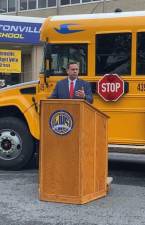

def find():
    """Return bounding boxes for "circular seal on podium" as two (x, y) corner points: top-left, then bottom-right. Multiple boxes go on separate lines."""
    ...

(49, 110), (73, 135)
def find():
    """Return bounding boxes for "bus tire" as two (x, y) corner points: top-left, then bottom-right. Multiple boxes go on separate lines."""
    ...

(0, 117), (34, 170)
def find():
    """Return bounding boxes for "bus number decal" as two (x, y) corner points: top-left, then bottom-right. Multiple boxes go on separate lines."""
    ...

(137, 83), (145, 92)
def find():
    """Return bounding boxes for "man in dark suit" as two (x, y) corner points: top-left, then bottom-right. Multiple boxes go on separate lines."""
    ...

(50, 62), (93, 104)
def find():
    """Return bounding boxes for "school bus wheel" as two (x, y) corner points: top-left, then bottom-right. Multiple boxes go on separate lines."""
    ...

(0, 117), (34, 170)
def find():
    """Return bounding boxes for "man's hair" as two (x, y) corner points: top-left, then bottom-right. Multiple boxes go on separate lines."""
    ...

(67, 62), (79, 69)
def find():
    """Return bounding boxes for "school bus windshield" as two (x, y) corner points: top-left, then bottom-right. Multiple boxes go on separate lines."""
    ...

(43, 43), (87, 76)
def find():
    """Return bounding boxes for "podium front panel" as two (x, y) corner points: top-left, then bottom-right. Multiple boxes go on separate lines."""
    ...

(40, 100), (81, 197)
(39, 100), (108, 204)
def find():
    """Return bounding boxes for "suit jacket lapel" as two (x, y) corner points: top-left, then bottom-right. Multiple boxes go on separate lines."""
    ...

(64, 78), (70, 98)
(73, 79), (80, 99)
(74, 79), (79, 93)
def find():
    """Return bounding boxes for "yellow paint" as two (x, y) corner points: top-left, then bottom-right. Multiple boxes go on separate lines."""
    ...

(40, 13), (145, 145)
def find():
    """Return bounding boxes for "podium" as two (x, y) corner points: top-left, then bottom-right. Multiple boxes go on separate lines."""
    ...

(39, 99), (108, 204)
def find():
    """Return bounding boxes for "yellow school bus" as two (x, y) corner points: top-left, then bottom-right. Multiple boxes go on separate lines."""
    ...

(1, 11), (145, 170)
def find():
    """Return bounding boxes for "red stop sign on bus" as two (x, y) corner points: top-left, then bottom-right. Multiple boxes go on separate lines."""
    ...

(97, 74), (124, 101)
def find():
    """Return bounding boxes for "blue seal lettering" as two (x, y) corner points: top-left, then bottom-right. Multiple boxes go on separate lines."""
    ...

(49, 110), (73, 135)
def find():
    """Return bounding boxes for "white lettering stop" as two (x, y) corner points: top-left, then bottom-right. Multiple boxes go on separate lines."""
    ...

(102, 82), (121, 92)
(98, 74), (124, 101)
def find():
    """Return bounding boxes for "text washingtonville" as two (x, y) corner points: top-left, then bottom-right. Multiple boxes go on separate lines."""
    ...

(0, 25), (40, 33)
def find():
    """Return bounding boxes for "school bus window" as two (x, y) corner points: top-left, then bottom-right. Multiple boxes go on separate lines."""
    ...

(136, 32), (145, 75)
(49, 44), (87, 76)
(96, 33), (131, 76)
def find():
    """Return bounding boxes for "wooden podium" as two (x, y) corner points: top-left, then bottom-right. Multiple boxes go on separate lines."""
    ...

(39, 99), (108, 204)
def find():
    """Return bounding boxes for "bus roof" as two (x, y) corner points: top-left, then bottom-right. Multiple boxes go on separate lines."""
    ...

(49, 11), (145, 21)
(40, 11), (145, 42)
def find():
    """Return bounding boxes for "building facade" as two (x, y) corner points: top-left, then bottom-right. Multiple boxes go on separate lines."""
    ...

(1, 0), (145, 17)
(0, 15), (44, 86)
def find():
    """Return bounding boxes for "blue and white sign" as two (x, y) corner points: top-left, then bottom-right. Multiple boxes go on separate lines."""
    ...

(0, 20), (42, 44)
(49, 110), (73, 135)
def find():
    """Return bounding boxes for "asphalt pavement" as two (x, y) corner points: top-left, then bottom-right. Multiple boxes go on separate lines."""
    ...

(0, 157), (145, 225)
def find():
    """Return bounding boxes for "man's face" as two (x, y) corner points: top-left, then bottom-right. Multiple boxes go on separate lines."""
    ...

(67, 64), (79, 80)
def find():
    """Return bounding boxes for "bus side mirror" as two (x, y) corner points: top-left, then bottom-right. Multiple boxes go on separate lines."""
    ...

(44, 69), (50, 77)
(43, 44), (53, 77)
(44, 58), (53, 77)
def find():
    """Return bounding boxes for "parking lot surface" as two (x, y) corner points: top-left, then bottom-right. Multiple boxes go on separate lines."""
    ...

(0, 164), (145, 225)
